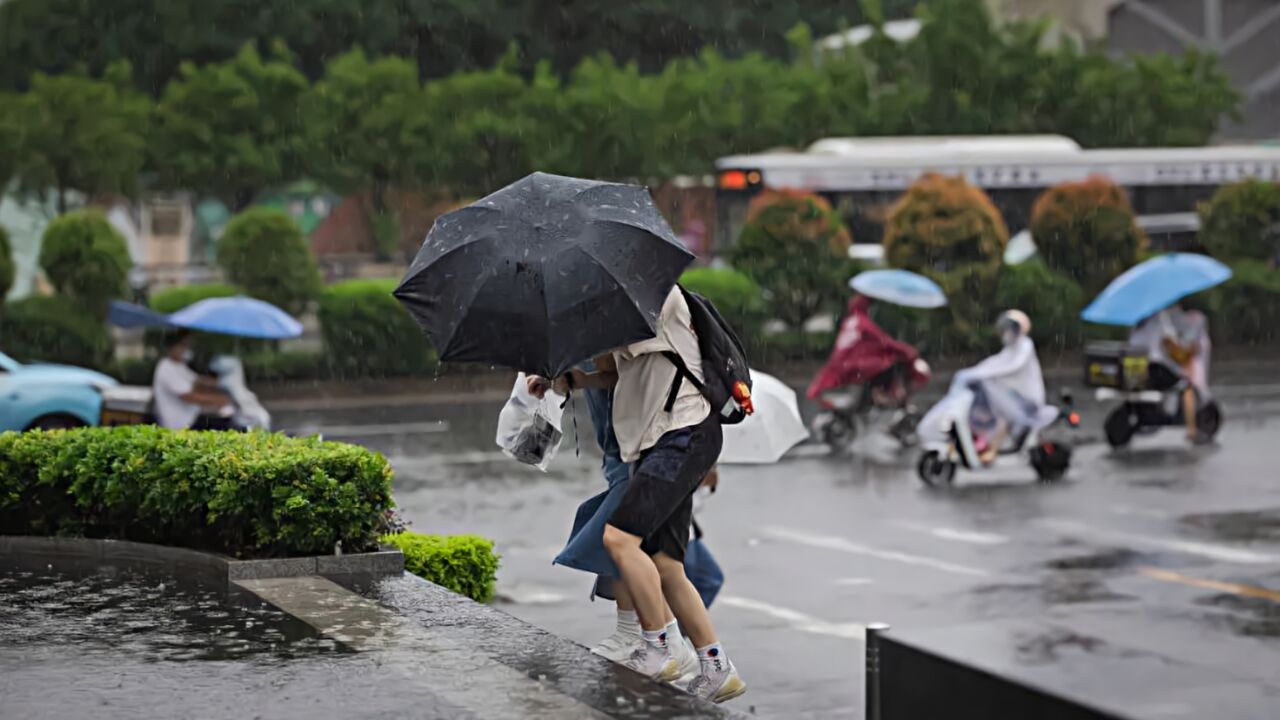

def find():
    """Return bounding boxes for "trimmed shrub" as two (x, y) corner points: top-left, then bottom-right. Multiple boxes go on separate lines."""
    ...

(241, 350), (327, 383)
(994, 260), (1085, 352)
(731, 189), (853, 329)
(679, 266), (767, 348)
(216, 208), (321, 315)
(883, 173), (1009, 353)
(0, 296), (113, 368)
(38, 209), (132, 318)
(0, 426), (395, 558)
(318, 278), (437, 378)
(148, 282), (240, 314)
(1198, 179), (1280, 262)
(1205, 259), (1280, 344)
(0, 225), (13, 304)
(381, 531), (500, 603)
(1030, 176), (1145, 295)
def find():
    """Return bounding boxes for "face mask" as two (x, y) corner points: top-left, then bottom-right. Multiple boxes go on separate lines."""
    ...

(180, 349), (195, 363)
(1001, 330), (1017, 346)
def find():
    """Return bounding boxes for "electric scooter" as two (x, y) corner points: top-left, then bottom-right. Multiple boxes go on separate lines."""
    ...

(811, 358), (932, 448)
(1085, 341), (1221, 448)
(916, 381), (1079, 487)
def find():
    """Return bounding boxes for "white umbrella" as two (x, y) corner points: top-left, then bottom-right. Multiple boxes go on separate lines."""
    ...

(719, 370), (809, 464)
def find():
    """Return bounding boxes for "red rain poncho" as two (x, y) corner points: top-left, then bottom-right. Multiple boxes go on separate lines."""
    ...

(806, 296), (922, 400)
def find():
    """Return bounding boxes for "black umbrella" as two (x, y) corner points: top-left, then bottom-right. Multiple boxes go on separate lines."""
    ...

(394, 172), (695, 378)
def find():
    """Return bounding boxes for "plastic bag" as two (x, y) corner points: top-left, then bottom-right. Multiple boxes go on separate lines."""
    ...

(495, 373), (566, 471)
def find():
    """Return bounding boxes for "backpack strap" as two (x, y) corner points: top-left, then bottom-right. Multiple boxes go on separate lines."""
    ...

(662, 350), (706, 412)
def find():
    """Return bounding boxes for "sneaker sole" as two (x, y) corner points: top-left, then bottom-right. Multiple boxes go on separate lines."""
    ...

(712, 676), (747, 704)
(656, 659), (682, 683)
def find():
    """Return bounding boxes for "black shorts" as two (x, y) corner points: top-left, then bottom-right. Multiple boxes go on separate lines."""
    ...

(608, 414), (723, 562)
(1147, 363), (1182, 391)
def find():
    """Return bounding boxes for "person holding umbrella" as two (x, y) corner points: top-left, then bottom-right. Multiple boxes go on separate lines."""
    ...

(533, 287), (746, 704)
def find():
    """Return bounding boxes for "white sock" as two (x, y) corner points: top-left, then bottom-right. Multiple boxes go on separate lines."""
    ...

(617, 609), (639, 635)
(696, 642), (725, 662)
(664, 619), (682, 643)
(641, 628), (668, 648)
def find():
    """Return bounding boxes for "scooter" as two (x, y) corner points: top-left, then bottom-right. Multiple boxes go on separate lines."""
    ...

(1084, 341), (1222, 448)
(208, 355), (271, 430)
(916, 381), (1079, 486)
(811, 358), (932, 448)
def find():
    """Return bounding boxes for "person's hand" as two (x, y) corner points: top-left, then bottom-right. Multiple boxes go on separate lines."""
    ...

(552, 374), (572, 395)
(701, 467), (719, 493)
(526, 375), (550, 399)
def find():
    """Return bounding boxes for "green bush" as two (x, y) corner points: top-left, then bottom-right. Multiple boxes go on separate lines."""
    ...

(0, 426), (395, 558)
(148, 283), (240, 313)
(884, 173), (1009, 353)
(0, 225), (13, 304)
(994, 260), (1085, 352)
(1198, 179), (1280, 262)
(381, 531), (500, 603)
(679, 266), (767, 347)
(242, 350), (326, 383)
(38, 210), (132, 318)
(758, 329), (836, 363)
(216, 208), (321, 315)
(1030, 177), (1146, 295)
(731, 189), (853, 329)
(1205, 260), (1280, 344)
(0, 296), (113, 368)
(318, 278), (437, 378)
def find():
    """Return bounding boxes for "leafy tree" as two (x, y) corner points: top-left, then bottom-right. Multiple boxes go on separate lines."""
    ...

(0, 226), (14, 305)
(8, 63), (149, 212)
(305, 50), (429, 259)
(994, 260), (1084, 352)
(1030, 176), (1146, 294)
(152, 44), (309, 210)
(38, 209), (133, 318)
(216, 208), (321, 315)
(1198, 179), (1280, 262)
(732, 189), (853, 328)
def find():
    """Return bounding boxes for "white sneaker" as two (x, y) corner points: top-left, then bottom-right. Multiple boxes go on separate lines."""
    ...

(591, 627), (639, 662)
(687, 654), (746, 704)
(623, 640), (680, 681)
(671, 635), (700, 683)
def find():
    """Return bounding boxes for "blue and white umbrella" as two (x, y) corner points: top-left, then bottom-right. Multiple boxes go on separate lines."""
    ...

(168, 296), (303, 339)
(849, 269), (948, 309)
(1081, 253), (1232, 327)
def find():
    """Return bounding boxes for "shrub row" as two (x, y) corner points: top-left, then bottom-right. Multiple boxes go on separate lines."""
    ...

(381, 531), (500, 604)
(318, 278), (438, 379)
(0, 426), (394, 558)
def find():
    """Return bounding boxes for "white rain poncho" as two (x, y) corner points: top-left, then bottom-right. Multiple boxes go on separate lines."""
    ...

(953, 335), (1051, 433)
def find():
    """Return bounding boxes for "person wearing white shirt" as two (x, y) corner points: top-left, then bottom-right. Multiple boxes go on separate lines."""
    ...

(152, 332), (233, 430)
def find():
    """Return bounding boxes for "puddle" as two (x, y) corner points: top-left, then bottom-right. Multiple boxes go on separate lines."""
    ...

(1182, 509), (1280, 543)
(1197, 593), (1280, 638)
(1046, 548), (1144, 571)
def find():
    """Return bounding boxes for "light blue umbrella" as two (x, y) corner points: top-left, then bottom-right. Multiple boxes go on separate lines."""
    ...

(1081, 253), (1232, 327)
(849, 269), (948, 308)
(108, 300), (173, 329)
(168, 296), (303, 339)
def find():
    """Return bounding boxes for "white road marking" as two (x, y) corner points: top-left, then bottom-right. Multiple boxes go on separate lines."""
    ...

(1038, 519), (1280, 565)
(763, 525), (992, 578)
(833, 577), (874, 587)
(1109, 504), (1169, 519)
(894, 521), (1009, 546)
(290, 420), (451, 438)
(718, 595), (865, 640)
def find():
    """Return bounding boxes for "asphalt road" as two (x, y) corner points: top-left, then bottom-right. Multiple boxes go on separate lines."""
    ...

(274, 368), (1280, 719)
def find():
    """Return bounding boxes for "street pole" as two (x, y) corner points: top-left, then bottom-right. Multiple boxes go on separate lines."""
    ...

(865, 622), (890, 720)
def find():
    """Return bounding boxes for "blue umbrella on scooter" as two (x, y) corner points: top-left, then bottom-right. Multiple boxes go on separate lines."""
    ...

(1081, 253), (1232, 326)
(849, 269), (948, 309)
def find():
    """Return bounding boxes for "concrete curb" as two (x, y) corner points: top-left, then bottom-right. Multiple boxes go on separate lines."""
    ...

(0, 536), (404, 584)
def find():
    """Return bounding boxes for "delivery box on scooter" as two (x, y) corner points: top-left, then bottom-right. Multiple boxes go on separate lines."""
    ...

(1083, 341), (1149, 391)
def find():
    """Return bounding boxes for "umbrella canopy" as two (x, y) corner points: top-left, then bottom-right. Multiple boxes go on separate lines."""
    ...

(720, 370), (809, 464)
(168, 296), (303, 339)
(1081, 253), (1232, 326)
(394, 172), (695, 378)
(108, 300), (172, 329)
(849, 269), (948, 308)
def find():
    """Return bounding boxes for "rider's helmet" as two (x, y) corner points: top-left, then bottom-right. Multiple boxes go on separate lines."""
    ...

(996, 309), (1031, 344)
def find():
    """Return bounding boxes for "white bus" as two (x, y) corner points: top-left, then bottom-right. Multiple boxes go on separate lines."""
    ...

(713, 135), (1280, 254)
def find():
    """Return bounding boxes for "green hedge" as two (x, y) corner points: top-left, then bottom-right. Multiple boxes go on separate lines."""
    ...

(0, 296), (113, 369)
(679, 266), (766, 350)
(318, 278), (437, 378)
(148, 283), (240, 313)
(217, 208), (322, 316)
(39, 209), (132, 318)
(381, 531), (500, 603)
(1198, 179), (1280, 261)
(994, 260), (1085, 353)
(1205, 260), (1280, 344)
(0, 426), (394, 558)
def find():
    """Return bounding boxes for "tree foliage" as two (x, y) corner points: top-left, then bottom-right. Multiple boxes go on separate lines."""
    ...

(216, 208), (321, 315)
(0, 226), (13, 304)
(38, 209), (132, 318)
(732, 189), (853, 328)
(1031, 176), (1146, 295)
(1198, 179), (1280, 262)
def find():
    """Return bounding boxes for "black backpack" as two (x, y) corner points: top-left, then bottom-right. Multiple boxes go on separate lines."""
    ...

(662, 286), (754, 425)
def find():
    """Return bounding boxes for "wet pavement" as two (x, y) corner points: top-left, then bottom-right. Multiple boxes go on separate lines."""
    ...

(267, 363), (1280, 719)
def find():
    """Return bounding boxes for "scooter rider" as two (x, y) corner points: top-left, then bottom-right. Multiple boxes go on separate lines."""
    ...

(953, 310), (1050, 465)
(1129, 302), (1210, 442)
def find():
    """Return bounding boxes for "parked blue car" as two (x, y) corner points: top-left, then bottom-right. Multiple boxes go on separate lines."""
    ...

(0, 351), (118, 431)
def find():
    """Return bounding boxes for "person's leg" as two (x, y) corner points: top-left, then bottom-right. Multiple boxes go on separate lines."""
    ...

(1183, 385), (1198, 439)
(654, 552), (715, 647)
(602, 525), (671, 632)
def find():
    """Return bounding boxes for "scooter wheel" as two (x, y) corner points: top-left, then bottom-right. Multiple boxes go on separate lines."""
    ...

(814, 413), (856, 448)
(917, 450), (956, 487)
(1031, 441), (1071, 482)
(1104, 406), (1137, 448)
(1196, 402), (1223, 440)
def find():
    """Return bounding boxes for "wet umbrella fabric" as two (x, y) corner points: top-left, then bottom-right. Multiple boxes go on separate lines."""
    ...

(168, 296), (303, 339)
(849, 269), (948, 309)
(394, 172), (695, 378)
(1081, 253), (1232, 326)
